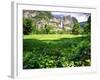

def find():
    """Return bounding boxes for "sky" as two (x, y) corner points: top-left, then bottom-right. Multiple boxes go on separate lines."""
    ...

(51, 12), (90, 22)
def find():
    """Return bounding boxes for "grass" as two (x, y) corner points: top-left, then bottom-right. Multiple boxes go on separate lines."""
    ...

(23, 34), (91, 69)
(24, 34), (87, 40)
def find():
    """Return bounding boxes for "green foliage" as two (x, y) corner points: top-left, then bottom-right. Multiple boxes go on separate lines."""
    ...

(72, 22), (81, 34)
(43, 24), (51, 34)
(23, 18), (33, 35)
(83, 16), (91, 34)
(31, 22), (37, 34)
(70, 38), (91, 66)
(23, 34), (91, 69)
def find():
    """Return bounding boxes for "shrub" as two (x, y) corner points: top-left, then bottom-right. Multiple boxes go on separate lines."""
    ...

(23, 36), (91, 68)
(70, 38), (91, 66)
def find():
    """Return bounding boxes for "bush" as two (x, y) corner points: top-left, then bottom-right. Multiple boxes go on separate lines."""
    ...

(23, 36), (91, 69)
(70, 37), (91, 66)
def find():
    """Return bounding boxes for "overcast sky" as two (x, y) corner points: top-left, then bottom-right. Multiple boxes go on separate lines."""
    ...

(51, 12), (90, 22)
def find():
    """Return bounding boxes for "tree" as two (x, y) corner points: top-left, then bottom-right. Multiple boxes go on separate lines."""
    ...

(83, 16), (91, 34)
(23, 18), (33, 35)
(72, 22), (80, 34)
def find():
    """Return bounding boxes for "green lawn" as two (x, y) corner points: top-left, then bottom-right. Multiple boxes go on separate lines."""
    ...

(24, 34), (87, 40)
(23, 34), (91, 69)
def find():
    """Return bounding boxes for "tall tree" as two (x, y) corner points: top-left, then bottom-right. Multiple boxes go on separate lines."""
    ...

(72, 22), (80, 34)
(83, 16), (91, 34)
(72, 17), (80, 34)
